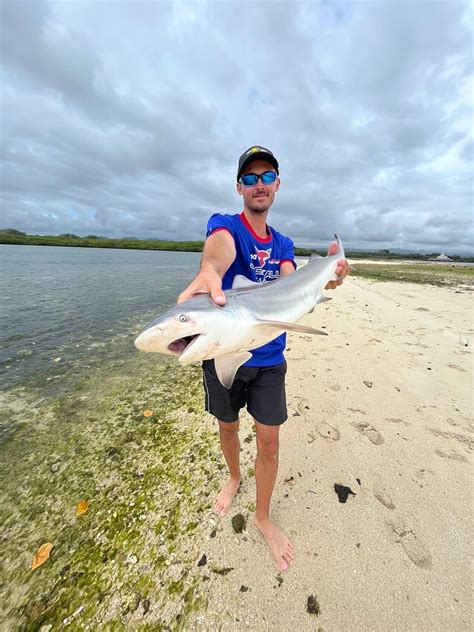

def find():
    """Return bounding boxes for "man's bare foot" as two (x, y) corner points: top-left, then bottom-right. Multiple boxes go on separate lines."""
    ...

(254, 516), (295, 571)
(213, 477), (241, 516)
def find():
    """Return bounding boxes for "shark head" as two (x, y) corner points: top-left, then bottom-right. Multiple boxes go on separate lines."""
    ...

(134, 295), (226, 364)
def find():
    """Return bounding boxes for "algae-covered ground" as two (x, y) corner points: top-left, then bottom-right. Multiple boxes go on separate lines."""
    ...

(0, 354), (224, 630)
(352, 262), (474, 288)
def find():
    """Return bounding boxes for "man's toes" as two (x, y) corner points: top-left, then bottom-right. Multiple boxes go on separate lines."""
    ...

(279, 557), (289, 571)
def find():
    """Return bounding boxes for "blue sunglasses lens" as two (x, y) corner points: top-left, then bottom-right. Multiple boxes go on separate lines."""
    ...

(241, 171), (277, 186)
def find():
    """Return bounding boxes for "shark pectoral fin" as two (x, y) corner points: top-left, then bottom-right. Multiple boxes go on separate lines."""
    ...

(214, 352), (252, 389)
(255, 320), (328, 336)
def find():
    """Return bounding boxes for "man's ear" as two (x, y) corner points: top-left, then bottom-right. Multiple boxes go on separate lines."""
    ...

(275, 176), (281, 192)
(236, 183), (242, 196)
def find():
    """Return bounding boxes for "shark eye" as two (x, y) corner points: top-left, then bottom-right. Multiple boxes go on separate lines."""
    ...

(178, 314), (187, 322)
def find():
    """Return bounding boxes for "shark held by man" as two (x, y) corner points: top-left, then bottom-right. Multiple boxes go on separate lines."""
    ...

(135, 235), (346, 388)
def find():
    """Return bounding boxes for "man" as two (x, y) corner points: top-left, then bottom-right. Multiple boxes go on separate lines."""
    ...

(178, 146), (350, 571)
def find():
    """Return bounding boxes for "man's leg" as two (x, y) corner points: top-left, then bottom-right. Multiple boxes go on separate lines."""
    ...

(253, 421), (294, 571)
(213, 418), (241, 516)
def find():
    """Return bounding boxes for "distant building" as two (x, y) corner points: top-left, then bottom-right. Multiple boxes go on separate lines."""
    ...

(431, 253), (453, 262)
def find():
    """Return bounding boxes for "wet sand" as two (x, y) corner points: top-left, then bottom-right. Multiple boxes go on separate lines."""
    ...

(186, 277), (473, 631)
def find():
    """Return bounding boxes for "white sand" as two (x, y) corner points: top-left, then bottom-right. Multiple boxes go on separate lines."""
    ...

(187, 277), (473, 631)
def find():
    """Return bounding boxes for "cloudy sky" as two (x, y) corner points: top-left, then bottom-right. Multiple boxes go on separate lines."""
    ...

(1, 1), (472, 253)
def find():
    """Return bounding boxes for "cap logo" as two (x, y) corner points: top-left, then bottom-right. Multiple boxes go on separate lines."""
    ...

(247, 146), (267, 156)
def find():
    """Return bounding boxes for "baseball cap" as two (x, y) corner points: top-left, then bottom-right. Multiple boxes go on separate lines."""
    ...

(237, 145), (279, 182)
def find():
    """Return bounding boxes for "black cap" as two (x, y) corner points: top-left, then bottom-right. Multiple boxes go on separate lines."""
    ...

(237, 145), (279, 182)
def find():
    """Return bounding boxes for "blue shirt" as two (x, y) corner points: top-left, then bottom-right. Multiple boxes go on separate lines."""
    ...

(206, 212), (296, 367)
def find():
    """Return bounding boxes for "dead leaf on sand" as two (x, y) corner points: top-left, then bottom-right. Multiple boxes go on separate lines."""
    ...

(32, 543), (54, 570)
(143, 410), (153, 418)
(76, 500), (89, 516)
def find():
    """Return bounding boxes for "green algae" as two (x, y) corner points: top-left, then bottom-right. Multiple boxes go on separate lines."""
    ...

(0, 356), (222, 629)
(352, 262), (474, 287)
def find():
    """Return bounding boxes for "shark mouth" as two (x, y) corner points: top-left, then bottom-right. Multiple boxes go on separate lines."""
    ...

(167, 335), (201, 357)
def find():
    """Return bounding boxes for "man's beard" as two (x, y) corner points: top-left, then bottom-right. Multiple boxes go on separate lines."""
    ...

(247, 197), (271, 214)
(248, 205), (267, 215)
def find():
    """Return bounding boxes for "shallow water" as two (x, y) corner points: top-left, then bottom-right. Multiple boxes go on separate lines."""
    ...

(1, 245), (201, 396)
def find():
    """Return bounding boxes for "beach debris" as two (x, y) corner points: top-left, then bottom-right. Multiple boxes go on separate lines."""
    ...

(105, 446), (119, 458)
(142, 598), (150, 615)
(50, 462), (61, 473)
(75, 500), (89, 516)
(356, 478), (361, 485)
(276, 574), (283, 587)
(307, 595), (320, 615)
(143, 409), (153, 418)
(210, 529), (217, 538)
(284, 476), (295, 485)
(63, 605), (84, 626)
(32, 543), (54, 570)
(363, 380), (373, 388)
(53, 357), (61, 362)
(231, 513), (246, 533)
(197, 554), (207, 567)
(306, 490), (317, 495)
(211, 566), (234, 575)
(240, 585), (249, 592)
(334, 484), (356, 503)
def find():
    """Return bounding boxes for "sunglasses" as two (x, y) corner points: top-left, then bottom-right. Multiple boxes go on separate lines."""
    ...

(239, 171), (277, 186)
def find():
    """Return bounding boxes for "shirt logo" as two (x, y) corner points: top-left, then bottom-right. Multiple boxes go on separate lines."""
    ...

(254, 246), (271, 267)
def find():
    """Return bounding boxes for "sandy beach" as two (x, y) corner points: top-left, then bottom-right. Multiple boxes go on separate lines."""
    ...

(186, 275), (473, 631)
(1, 271), (472, 630)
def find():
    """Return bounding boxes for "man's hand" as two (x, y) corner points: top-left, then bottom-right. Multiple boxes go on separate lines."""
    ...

(325, 241), (352, 290)
(177, 268), (226, 305)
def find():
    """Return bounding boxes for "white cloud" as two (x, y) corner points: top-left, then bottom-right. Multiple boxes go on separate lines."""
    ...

(0, 0), (472, 253)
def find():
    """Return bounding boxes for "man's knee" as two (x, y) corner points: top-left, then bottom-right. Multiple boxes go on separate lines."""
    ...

(255, 423), (279, 458)
(218, 418), (240, 435)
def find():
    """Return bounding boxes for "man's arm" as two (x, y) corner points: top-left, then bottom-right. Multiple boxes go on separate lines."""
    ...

(177, 230), (236, 305)
(280, 261), (296, 277)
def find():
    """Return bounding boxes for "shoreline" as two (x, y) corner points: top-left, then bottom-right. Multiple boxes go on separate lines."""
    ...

(1, 276), (472, 630)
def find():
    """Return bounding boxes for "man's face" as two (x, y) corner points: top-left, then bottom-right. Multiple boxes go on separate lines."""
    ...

(236, 159), (280, 214)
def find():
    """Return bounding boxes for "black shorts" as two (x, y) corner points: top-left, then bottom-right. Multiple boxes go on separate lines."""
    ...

(202, 360), (288, 426)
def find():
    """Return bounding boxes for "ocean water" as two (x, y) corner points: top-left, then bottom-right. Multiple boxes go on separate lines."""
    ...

(0, 245), (201, 397)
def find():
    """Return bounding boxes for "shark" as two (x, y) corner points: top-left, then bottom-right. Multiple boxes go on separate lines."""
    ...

(134, 235), (346, 388)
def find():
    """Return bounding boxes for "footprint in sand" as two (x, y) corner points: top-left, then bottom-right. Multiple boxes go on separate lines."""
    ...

(348, 407), (367, 415)
(428, 428), (474, 450)
(316, 421), (340, 441)
(353, 422), (384, 445)
(434, 449), (468, 462)
(386, 515), (432, 569)
(447, 364), (467, 373)
(373, 481), (395, 509)
(385, 417), (410, 427)
(297, 398), (310, 416)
